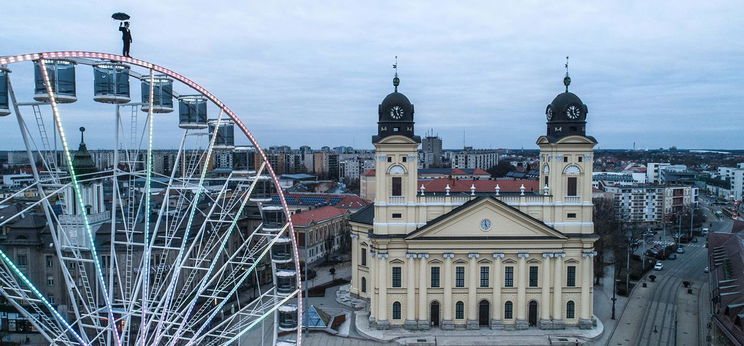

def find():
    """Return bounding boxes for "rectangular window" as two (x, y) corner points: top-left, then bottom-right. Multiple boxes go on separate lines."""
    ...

(392, 177), (402, 196)
(431, 267), (440, 288)
(567, 177), (578, 196)
(402, 156), (407, 162)
(17, 254), (27, 266)
(529, 266), (539, 287)
(544, 176), (549, 187)
(480, 266), (489, 287)
(46, 255), (53, 268)
(392, 267), (402, 288)
(578, 156), (583, 162)
(505, 302), (513, 319)
(567, 213), (577, 218)
(564, 156), (569, 162)
(48, 294), (55, 304)
(392, 213), (402, 219)
(504, 266), (514, 287)
(455, 266), (465, 287)
(47, 276), (54, 287)
(387, 156), (392, 162)
(567, 266), (576, 287)
(361, 249), (367, 266)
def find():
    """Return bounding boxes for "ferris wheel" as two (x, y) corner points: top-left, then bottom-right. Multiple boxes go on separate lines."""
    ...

(0, 52), (302, 345)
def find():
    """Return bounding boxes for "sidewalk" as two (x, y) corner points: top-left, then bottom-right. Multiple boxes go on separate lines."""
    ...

(676, 283), (699, 346)
(606, 278), (656, 345)
(354, 310), (603, 345)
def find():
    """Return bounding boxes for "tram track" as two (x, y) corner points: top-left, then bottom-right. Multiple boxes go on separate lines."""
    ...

(634, 245), (703, 345)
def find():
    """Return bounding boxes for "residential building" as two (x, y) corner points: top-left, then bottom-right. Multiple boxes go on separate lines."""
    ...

(421, 130), (443, 168)
(292, 206), (350, 266)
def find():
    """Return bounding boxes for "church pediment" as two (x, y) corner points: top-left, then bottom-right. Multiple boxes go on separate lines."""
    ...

(406, 196), (566, 240)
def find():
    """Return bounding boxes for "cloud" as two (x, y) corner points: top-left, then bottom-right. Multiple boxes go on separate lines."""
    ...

(1, 0), (743, 150)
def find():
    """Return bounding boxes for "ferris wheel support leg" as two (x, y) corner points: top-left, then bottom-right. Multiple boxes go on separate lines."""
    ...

(0, 250), (86, 345)
(137, 68), (156, 346)
(106, 103), (121, 346)
(126, 130), (187, 344)
(186, 225), (290, 344)
(38, 57), (122, 346)
(149, 110), (224, 345)
(167, 163), (269, 342)
(7, 72), (92, 343)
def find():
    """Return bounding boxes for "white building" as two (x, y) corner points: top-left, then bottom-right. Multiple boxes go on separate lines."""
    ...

(646, 163), (670, 184)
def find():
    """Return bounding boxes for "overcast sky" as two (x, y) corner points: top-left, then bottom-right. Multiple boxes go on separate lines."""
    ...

(1, 1), (743, 150)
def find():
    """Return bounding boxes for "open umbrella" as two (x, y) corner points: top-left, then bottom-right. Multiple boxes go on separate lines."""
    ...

(112, 12), (130, 21)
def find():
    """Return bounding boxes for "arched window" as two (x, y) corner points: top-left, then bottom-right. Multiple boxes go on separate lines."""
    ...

(504, 301), (513, 319)
(361, 277), (367, 293)
(392, 301), (401, 319)
(566, 301), (575, 319)
(455, 301), (464, 319)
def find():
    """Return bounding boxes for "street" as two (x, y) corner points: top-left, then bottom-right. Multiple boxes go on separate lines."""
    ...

(606, 195), (732, 346)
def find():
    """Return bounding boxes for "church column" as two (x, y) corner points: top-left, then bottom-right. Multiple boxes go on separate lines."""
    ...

(417, 253), (430, 330)
(466, 253), (479, 329)
(539, 253), (553, 329)
(491, 253), (504, 329)
(579, 251), (595, 329)
(552, 252), (565, 329)
(377, 253), (390, 329)
(350, 234), (359, 295)
(441, 253), (455, 330)
(515, 253), (529, 330)
(404, 253), (417, 330)
(369, 250), (377, 325)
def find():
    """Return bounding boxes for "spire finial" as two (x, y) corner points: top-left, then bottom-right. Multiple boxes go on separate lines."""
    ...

(563, 56), (571, 92)
(392, 56), (400, 92)
(79, 127), (86, 144)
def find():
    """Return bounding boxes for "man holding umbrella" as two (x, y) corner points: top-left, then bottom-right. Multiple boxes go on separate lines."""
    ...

(113, 12), (132, 57)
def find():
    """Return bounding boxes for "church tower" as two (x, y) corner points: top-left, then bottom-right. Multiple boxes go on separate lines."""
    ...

(538, 59), (597, 234)
(372, 61), (421, 236)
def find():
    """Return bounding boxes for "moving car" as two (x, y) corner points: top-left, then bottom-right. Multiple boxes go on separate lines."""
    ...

(654, 262), (664, 271)
(676, 247), (685, 254)
(704, 266), (710, 273)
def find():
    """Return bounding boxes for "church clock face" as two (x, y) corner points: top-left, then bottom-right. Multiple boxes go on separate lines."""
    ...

(566, 105), (581, 119)
(546, 106), (553, 121)
(480, 218), (492, 231)
(390, 105), (404, 120)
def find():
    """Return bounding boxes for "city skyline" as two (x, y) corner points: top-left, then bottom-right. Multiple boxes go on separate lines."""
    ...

(1, 1), (743, 150)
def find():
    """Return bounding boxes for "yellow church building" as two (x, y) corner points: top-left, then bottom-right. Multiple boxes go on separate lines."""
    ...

(349, 69), (598, 331)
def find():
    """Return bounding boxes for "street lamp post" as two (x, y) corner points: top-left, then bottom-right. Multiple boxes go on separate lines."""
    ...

(611, 262), (617, 320)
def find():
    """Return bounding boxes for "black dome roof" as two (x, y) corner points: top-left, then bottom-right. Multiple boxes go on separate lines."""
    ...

(379, 91), (413, 117)
(550, 92), (583, 111)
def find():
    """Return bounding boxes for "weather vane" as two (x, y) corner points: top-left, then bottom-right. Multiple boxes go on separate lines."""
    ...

(563, 56), (571, 92)
(392, 55), (400, 92)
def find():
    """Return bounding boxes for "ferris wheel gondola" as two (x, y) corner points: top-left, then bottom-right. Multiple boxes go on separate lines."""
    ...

(0, 51), (303, 346)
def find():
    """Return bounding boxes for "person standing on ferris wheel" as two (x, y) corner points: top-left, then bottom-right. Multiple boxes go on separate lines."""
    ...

(119, 21), (132, 57)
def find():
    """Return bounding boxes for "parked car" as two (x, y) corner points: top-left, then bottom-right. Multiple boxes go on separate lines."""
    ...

(702, 228), (709, 236)
(667, 253), (677, 260)
(676, 247), (685, 254)
(704, 266), (710, 273)
(654, 262), (664, 271)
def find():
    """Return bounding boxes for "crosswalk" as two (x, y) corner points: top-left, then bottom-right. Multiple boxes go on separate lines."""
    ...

(646, 240), (706, 248)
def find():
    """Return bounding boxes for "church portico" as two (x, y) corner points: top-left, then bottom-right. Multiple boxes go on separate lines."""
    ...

(349, 61), (599, 335)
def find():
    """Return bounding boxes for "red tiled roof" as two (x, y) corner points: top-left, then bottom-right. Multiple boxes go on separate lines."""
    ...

(290, 206), (347, 227)
(283, 193), (370, 210)
(733, 220), (744, 234)
(363, 168), (491, 177)
(419, 178), (539, 193)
